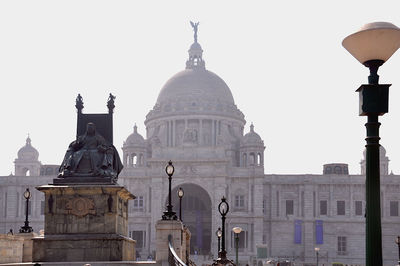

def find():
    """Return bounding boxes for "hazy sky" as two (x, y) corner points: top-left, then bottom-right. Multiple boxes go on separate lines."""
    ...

(1, 0), (400, 176)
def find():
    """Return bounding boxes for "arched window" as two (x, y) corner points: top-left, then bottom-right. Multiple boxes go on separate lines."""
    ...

(257, 153), (262, 166)
(24, 169), (31, 176)
(249, 153), (256, 166)
(242, 153), (247, 167)
(130, 153), (137, 166)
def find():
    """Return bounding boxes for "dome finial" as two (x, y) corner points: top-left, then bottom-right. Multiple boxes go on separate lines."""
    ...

(186, 21), (205, 70)
(190, 21), (200, 43)
(134, 123), (138, 133)
(26, 134), (31, 145)
(250, 123), (254, 132)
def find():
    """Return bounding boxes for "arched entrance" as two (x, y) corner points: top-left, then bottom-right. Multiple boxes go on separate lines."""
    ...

(169, 183), (212, 255)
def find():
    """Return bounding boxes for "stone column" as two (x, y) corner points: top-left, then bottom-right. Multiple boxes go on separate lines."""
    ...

(199, 119), (203, 146)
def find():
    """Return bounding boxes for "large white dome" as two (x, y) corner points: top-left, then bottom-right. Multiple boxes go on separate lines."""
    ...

(156, 68), (235, 106)
(145, 39), (244, 124)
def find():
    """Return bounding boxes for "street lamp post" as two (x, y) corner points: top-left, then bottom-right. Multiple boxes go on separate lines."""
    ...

(343, 22), (400, 266)
(212, 196), (234, 265)
(162, 161), (177, 220)
(19, 188), (33, 233)
(216, 227), (222, 256)
(395, 236), (400, 266)
(314, 247), (320, 266)
(232, 227), (242, 266)
(178, 187), (184, 222)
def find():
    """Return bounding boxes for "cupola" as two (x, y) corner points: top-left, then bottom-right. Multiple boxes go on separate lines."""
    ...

(122, 124), (147, 168)
(14, 136), (41, 176)
(240, 124), (265, 167)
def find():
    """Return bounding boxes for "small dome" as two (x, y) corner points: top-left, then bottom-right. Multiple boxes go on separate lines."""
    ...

(17, 136), (39, 161)
(242, 124), (264, 146)
(125, 125), (146, 147)
(189, 42), (203, 52)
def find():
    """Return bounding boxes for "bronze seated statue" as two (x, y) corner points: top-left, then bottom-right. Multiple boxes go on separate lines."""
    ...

(58, 122), (123, 182)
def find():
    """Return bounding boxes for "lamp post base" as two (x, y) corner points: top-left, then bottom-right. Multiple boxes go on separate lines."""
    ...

(212, 251), (235, 266)
(19, 221), (33, 233)
(162, 211), (177, 220)
(19, 226), (33, 233)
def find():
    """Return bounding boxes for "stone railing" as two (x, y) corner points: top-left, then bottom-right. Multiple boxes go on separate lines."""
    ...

(168, 235), (190, 266)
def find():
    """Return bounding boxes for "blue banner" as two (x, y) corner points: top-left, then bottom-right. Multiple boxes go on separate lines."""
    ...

(316, 220), (323, 244)
(294, 220), (302, 244)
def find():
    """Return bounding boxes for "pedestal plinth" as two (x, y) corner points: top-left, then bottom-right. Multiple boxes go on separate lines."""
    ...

(155, 219), (190, 264)
(32, 184), (136, 262)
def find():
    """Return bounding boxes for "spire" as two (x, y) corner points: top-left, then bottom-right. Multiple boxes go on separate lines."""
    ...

(186, 21), (205, 70)
(250, 123), (254, 133)
(134, 123), (138, 133)
(26, 134), (31, 146)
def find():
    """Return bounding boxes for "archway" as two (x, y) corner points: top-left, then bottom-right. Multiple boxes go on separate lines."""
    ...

(169, 183), (212, 255)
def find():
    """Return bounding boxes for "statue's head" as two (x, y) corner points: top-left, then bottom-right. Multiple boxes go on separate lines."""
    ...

(86, 122), (96, 136)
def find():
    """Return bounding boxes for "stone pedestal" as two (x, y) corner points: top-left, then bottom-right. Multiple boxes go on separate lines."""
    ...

(0, 234), (24, 263)
(32, 184), (136, 262)
(16, 232), (37, 262)
(155, 219), (190, 264)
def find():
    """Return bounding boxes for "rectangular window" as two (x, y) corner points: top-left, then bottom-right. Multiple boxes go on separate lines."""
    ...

(40, 201), (45, 215)
(338, 236), (347, 255)
(286, 200), (294, 215)
(355, 201), (363, 216)
(4, 192), (7, 217)
(313, 192), (316, 217)
(315, 220), (323, 244)
(235, 195), (245, 208)
(132, 196), (144, 211)
(129, 231), (146, 248)
(294, 220), (302, 244)
(320, 200), (327, 215)
(337, 201), (345, 215)
(390, 201), (399, 216)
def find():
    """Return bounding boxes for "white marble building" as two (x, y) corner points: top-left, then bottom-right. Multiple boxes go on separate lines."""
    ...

(1, 32), (400, 266)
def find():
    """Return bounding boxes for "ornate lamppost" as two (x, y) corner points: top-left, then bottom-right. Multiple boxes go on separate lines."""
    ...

(314, 247), (320, 266)
(395, 236), (400, 266)
(232, 227), (242, 266)
(342, 22), (400, 266)
(216, 227), (222, 256)
(19, 188), (33, 233)
(213, 196), (234, 265)
(178, 187), (184, 222)
(162, 161), (177, 220)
